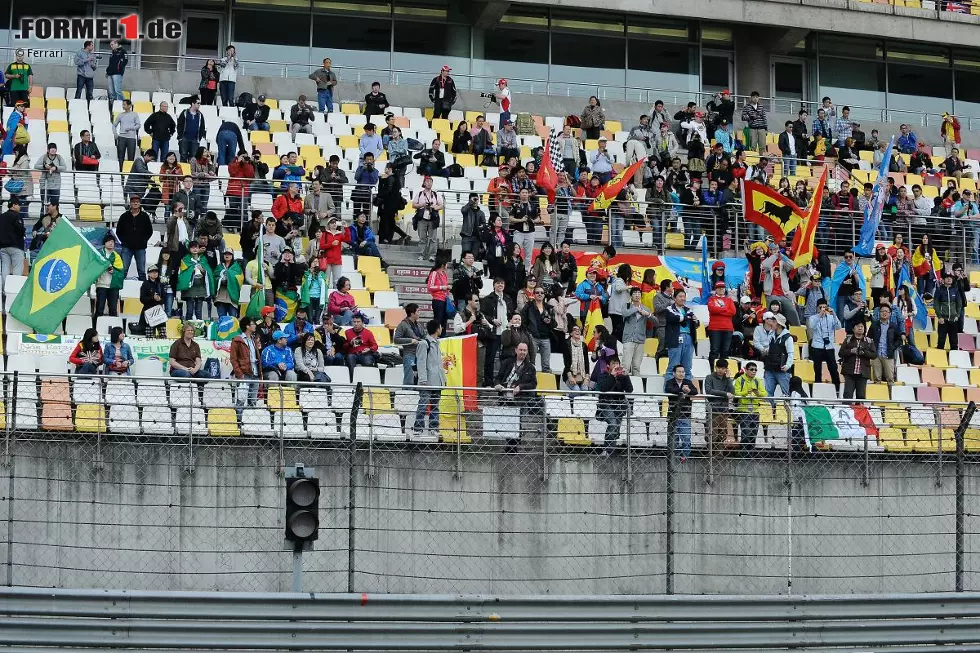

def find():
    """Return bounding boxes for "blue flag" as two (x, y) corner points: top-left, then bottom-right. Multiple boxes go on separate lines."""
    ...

(897, 264), (929, 331)
(853, 136), (895, 256)
(828, 260), (867, 316)
(698, 235), (711, 304)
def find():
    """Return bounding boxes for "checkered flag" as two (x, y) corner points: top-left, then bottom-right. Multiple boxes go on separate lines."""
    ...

(548, 129), (565, 173)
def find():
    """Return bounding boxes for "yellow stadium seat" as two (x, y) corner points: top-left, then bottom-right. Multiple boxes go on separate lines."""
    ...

(249, 130), (271, 143)
(914, 329), (930, 351)
(364, 273), (392, 293)
(47, 119), (69, 133)
(962, 178), (978, 193)
(338, 135), (359, 150)
(430, 118), (450, 132)
(165, 318), (183, 339)
(879, 427), (913, 453)
(75, 404), (107, 433)
(965, 429), (980, 452)
(264, 98), (279, 110)
(269, 120), (288, 133)
(794, 359), (815, 384)
(224, 233), (241, 252)
(464, 111), (483, 124)
(304, 156), (326, 170)
(942, 386), (966, 403)
(207, 408), (240, 436)
(910, 428), (936, 453)
(759, 403), (789, 425)
(424, 107), (434, 120)
(367, 326), (391, 347)
(865, 383), (890, 402)
(440, 414), (471, 443)
(922, 185), (939, 198)
(858, 150), (874, 163)
(363, 388), (391, 411)
(926, 348), (950, 369)
(133, 101), (153, 113)
(78, 204), (103, 222)
(260, 154), (280, 170)
(299, 144), (321, 161)
(267, 386), (299, 411)
(884, 407), (910, 426)
(970, 369), (980, 387)
(455, 153), (476, 167)
(605, 120), (623, 133)
(341, 103), (360, 115)
(350, 289), (372, 307)
(357, 256), (382, 275)
(46, 97), (67, 110)
(537, 372), (558, 391)
(121, 298), (143, 316)
(556, 417), (590, 445)
(644, 338), (660, 357)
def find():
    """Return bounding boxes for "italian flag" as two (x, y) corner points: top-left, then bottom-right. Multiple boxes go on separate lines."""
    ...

(802, 405), (874, 446)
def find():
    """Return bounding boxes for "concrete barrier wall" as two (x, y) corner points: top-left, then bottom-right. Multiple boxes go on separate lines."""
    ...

(2, 440), (969, 594)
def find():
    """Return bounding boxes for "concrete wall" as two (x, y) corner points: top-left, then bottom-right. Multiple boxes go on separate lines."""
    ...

(2, 439), (969, 594)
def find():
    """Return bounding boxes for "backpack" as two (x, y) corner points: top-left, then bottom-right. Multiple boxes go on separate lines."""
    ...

(235, 92), (253, 108)
(763, 332), (790, 371)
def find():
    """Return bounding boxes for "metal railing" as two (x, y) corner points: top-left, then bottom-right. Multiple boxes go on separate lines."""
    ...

(3, 586), (980, 651)
(2, 371), (979, 594)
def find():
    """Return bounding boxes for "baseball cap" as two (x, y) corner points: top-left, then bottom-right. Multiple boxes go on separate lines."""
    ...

(763, 311), (775, 320)
(598, 136), (607, 142)
(223, 247), (234, 255)
(257, 94), (267, 101)
(497, 78), (507, 86)
(740, 296), (751, 304)
(273, 330), (287, 341)
(260, 306), (275, 317)
(714, 281), (726, 289)
(441, 65), (452, 72)
(775, 314), (787, 327)
(147, 264), (159, 273)
(722, 89), (731, 95)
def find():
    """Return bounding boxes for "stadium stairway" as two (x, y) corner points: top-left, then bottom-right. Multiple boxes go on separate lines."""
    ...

(378, 244), (437, 320)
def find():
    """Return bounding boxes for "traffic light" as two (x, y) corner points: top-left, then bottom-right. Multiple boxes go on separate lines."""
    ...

(284, 467), (319, 545)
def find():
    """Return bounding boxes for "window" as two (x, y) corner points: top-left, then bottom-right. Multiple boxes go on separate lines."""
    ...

(888, 62), (953, 117)
(627, 40), (699, 100)
(312, 15), (391, 76)
(818, 56), (885, 122)
(476, 27), (548, 94)
(392, 21), (470, 89)
(233, 8), (311, 76)
(551, 32), (626, 98)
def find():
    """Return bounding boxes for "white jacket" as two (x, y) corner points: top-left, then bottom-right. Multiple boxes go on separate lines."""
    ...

(219, 56), (239, 83)
(680, 119), (708, 144)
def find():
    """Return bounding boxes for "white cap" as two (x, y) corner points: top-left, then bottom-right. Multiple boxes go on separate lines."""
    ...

(775, 314), (787, 327)
(762, 311), (775, 320)
(740, 296), (752, 304)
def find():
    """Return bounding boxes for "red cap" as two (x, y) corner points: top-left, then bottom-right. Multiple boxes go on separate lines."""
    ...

(721, 89), (731, 95)
(497, 78), (508, 86)
(671, 281), (684, 291)
(714, 281), (726, 289)
(441, 65), (452, 72)
(260, 306), (275, 317)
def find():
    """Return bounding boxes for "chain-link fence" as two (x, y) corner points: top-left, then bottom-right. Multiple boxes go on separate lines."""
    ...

(2, 372), (979, 595)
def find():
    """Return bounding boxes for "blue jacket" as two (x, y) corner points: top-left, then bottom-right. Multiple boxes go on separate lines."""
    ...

(574, 279), (607, 306)
(663, 303), (699, 347)
(262, 343), (295, 371)
(897, 132), (918, 154)
(102, 341), (135, 374)
(284, 320), (314, 348)
(349, 222), (377, 246)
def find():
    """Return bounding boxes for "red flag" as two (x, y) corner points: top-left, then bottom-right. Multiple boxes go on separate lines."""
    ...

(538, 138), (559, 204)
(788, 166), (828, 268)
(590, 159), (646, 211)
(741, 179), (806, 243)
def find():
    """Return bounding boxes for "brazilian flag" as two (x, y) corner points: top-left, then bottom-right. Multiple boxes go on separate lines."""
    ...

(275, 289), (299, 322)
(10, 219), (107, 334)
(176, 253), (216, 295)
(245, 235), (265, 320)
(218, 260), (245, 304)
(208, 315), (241, 341)
(101, 248), (125, 290)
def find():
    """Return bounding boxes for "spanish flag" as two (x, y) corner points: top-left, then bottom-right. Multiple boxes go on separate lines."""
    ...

(788, 166), (828, 268)
(439, 333), (478, 410)
(589, 159), (646, 212)
(742, 180), (806, 243)
(583, 298), (604, 344)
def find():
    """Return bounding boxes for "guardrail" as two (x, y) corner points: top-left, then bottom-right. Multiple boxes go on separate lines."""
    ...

(2, 587), (980, 650)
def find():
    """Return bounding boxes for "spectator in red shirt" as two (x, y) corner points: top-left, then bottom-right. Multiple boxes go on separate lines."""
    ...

(318, 217), (349, 288)
(707, 281), (737, 369)
(328, 276), (358, 325)
(344, 313), (379, 371)
(272, 182), (304, 222)
(226, 152), (254, 229)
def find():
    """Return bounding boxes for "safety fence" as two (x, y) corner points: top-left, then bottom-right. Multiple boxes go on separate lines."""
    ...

(2, 372), (980, 595)
(3, 587), (980, 652)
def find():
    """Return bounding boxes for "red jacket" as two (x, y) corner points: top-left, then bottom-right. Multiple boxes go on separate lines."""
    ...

(345, 326), (378, 354)
(318, 229), (349, 266)
(707, 295), (737, 332)
(227, 160), (254, 197)
(328, 290), (356, 316)
(272, 193), (304, 220)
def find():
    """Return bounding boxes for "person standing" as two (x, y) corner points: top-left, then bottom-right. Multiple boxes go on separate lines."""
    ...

(105, 39), (128, 101)
(177, 97), (206, 163)
(34, 143), (67, 211)
(413, 319), (446, 435)
(309, 58), (338, 114)
(595, 357), (633, 455)
(839, 321), (876, 400)
(762, 245), (799, 325)
(740, 91), (768, 153)
(663, 289), (697, 381)
(428, 65), (457, 120)
(509, 187), (539, 274)
(5, 49), (32, 106)
(413, 176), (444, 262)
(115, 195), (152, 281)
(199, 59), (219, 106)
(935, 272), (963, 350)
(521, 285), (554, 373)
(218, 45), (239, 107)
(394, 303), (426, 386)
(460, 193), (486, 258)
(113, 99), (140, 165)
(704, 358), (736, 451)
(95, 233), (124, 318)
(732, 361), (766, 447)
(868, 304), (903, 384)
(231, 316), (263, 414)
(807, 299), (842, 394)
(72, 129), (101, 172)
(622, 288), (651, 375)
(0, 199), (25, 285)
(480, 278), (515, 387)
(426, 256), (451, 333)
(707, 281), (737, 370)
(665, 364), (697, 461)
(74, 40), (98, 101)
(144, 102), (176, 160)
(762, 314), (794, 399)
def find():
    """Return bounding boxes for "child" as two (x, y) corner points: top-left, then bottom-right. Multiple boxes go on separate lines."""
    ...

(305, 256), (327, 323)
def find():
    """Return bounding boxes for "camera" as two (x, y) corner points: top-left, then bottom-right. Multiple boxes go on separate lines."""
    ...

(480, 92), (498, 104)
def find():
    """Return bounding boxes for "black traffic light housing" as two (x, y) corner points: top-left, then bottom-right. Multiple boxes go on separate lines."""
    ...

(285, 468), (319, 545)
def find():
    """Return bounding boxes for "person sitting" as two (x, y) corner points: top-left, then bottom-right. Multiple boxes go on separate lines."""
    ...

(69, 327), (103, 374)
(169, 323), (209, 379)
(257, 306), (277, 347)
(494, 342), (537, 402)
(328, 276), (358, 325)
(293, 332), (331, 383)
(414, 139), (447, 176)
(262, 330), (297, 382)
(316, 312), (347, 366)
(102, 326), (134, 376)
(242, 94), (271, 131)
(344, 313), (379, 371)
(284, 305), (315, 348)
(289, 95), (315, 135)
(348, 211), (387, 269)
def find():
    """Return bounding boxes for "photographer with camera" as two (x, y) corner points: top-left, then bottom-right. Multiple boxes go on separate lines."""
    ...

(841, 288), (871, 335)
(807, 298), (841, 392)
(428, 65), (457, 120)
(496, 78), (512, 126)
(839, 321), (876, 400)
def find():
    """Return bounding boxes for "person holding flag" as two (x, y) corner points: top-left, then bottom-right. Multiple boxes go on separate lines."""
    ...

(95, 233), (125, 318)
(912, 233), (941, 297)
(177, 239), (215, 321)
(663, 288), (698, 381)
(853, 136), (895, 258)
(213, 247), (243, 319)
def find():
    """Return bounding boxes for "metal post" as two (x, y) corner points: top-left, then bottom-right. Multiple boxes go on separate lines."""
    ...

(366, 389), (375, 479)
(625, 411), (633, 484)
(935, 406), (944, 488)
(706, 403), (714, 486)
(862, 412), (870, 488)
(454, 390), (462, 480)
(185, 382), (195, 475)
(3, 371), (16, 467)
(278, 383), (286, 473)
(784, 399), (794, 596)
(954, 402), (974, 592)
(291, 547), (303, 593)
(541, 394), (548, 483)
(665, 408), (675, 595)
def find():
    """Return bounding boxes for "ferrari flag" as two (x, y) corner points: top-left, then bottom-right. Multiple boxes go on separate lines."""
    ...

(742, 180), (807, 242)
